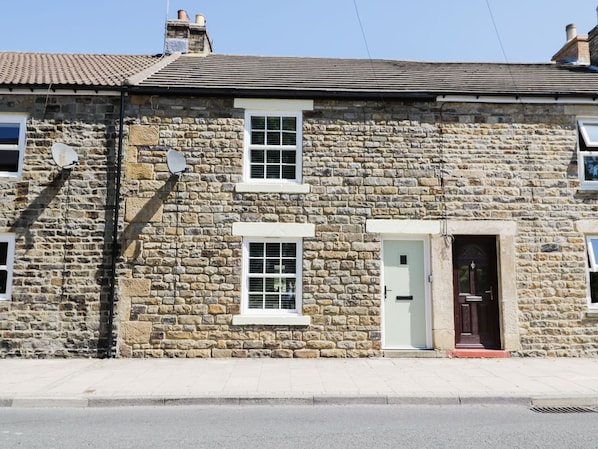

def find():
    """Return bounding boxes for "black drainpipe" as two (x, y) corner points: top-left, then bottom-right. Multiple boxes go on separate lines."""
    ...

(105, 89), (126, 358)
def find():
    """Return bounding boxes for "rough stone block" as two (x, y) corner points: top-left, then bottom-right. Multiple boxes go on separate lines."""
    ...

(120, 278), (151, 298)
(127, 163), (154, 180)
(120, 321), (152, 344)
(125, 197), (164, 222)
(129, 125), (159, 146)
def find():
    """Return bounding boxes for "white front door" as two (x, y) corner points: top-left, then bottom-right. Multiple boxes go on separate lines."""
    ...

(382, 239), (430, 349)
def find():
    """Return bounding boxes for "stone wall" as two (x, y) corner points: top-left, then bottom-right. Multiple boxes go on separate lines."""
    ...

(0, 94), (119, 357)
(117, 95), (598, 357)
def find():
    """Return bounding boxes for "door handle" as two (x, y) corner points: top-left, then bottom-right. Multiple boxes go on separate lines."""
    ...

(384, 286), (391, 299)
(485, 286), (494, 301)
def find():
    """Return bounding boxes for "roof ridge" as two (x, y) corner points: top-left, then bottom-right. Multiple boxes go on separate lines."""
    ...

(123, 53), (181, 86)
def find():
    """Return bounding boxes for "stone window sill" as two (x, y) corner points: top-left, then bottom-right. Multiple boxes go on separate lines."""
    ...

(235, 182), (310, 194)
(232, 315), (311, 326)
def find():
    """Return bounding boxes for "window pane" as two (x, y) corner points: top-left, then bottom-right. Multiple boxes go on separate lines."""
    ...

(0, 242), (7, 264)
(266, 243), (280, 258)
(251, 131), (265, 145)
(584, 155), (598, 181)
(249, 242), (264, 258)
(281, 165), (296, 179)
(265, 278), (277, 292)
(282, 132), (296, 146)
(0, 270), (6, 294)
(281, 150), (296, 164)
(282, 117), (296, 131)
(266, 150), (280, 163)
(281, 243), (296, 257)
(249, 277), (263, 292)
(251, 116), (265, 130)
(282, 259), (296, 274)
(248, 294), (263, 309)
(266, 132), (281, 146)
(250, 150), (264, 163)
(0, 124), (20, 145)
(0, 150), (20, 172)
(251, 165), (265, 179)
(267, 116), (281, 130)
(590, 238), (598, 266)
(264, 295), (280, 309)
(249, 259), (264, 274)
(265, 259), (279, 274)
(583, 123), (598, 144)
(266, 165), (280, 179)
(590, 272), (598, 303)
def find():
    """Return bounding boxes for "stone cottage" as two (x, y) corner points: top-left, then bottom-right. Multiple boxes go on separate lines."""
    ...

(2, 11), (598, 358)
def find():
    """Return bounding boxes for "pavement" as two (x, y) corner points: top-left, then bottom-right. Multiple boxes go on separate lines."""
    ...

(1, 357), (598, 408)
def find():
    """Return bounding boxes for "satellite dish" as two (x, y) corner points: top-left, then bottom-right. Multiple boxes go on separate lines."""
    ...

(51, 143), (79, 169)
(166, 149), (188, 175)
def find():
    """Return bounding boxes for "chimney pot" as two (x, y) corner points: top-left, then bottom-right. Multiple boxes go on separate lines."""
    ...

(566, 23), (577, 41)
(195, 14), (206, 26)
(177, 10), (190, 21)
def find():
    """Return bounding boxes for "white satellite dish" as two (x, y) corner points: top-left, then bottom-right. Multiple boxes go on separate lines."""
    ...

(51, 143), (79, 169)
(166, 149), (188, 175)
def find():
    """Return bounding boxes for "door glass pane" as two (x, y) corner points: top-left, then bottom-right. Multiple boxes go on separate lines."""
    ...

(458, 265), (470, 293)
(474, 267), (488, 296)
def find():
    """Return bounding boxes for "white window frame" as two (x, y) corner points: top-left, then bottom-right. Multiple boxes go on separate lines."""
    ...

(241, 237), (302, 316)
(577, 118), (598, 190)
(585, 235), (598, 309)
(0, 234), (16, 300)
(232, 221), (314, 325)
(0, 114), (27, 177)
(234, 98), (313, 194)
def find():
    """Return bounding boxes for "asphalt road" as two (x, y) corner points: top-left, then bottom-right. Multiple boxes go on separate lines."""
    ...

(1, 404), (597, 449)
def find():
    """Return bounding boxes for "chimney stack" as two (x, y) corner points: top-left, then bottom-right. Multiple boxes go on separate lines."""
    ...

(552, 23), (590, 65)
(164, 10), (212, 55)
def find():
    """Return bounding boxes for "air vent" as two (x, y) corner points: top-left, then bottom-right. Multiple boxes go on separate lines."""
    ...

(530, 406), (596, 414)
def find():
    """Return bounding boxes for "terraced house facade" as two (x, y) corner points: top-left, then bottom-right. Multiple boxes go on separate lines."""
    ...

(1, 12), (598, 358)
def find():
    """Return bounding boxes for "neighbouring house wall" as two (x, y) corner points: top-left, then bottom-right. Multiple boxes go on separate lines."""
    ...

(117, 95), (598, 358)
(0, 94), (119, 358)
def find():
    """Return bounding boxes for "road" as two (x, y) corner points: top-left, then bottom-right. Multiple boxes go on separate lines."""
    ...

(1, 404), (597, 449)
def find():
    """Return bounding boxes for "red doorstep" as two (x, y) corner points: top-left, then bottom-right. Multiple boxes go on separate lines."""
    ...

(447, 349), (511, 358)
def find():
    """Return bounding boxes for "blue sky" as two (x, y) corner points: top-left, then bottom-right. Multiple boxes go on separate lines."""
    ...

(1, 0), (598, 62)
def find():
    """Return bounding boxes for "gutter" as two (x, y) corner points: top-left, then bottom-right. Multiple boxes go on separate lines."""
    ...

(105, 89), (126, 358)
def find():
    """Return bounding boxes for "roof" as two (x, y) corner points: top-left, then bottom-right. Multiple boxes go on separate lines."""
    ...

(2, 51), (598, 98)
(0, 52), (162, 88)
(131, 54), (598, 98)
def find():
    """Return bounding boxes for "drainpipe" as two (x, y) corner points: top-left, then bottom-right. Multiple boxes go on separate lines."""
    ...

(105, 89), (126, 358)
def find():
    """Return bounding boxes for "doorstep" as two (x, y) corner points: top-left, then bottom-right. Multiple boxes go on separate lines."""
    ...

(383, 349), (447, 358)
(446, 349), (511, 358)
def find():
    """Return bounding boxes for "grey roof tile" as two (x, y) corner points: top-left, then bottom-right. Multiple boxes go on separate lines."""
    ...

(135, 54), (598, 97)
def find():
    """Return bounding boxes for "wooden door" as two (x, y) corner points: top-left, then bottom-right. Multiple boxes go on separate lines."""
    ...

(453, 236), (501, 349)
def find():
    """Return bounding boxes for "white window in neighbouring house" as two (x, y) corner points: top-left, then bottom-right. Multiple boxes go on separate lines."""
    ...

(0, 115), (27, 177)
(577, 119), (598, 189)
(585, 236), (598, 308)
(0, 234), (15, 300)
(243, 238), (301, 314)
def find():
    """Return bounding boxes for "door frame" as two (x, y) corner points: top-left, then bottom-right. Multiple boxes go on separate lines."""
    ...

(381, 235), (432, 349)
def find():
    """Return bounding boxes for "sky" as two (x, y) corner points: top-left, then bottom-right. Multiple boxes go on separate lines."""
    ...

(1, 0), (598, 62)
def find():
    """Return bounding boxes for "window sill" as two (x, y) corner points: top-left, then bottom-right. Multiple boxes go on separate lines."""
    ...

(232, 315), (311, 326)
(235, 182), (310, 194)
(584, 309), (598, 319)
